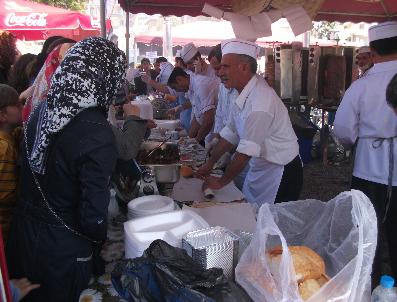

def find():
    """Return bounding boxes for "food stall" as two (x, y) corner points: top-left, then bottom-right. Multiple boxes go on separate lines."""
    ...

(81, 92), (376, 302)
(79, 1), (397, 301)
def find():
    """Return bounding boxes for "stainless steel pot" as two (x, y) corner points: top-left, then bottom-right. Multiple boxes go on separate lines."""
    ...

(143, 164), (181, 183)
(138, 141), (181, 183)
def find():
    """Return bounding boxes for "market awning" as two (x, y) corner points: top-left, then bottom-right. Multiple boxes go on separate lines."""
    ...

(119, 0), (397, 23)
(134, 20), (335, 47)
(0, 0), (112, 41)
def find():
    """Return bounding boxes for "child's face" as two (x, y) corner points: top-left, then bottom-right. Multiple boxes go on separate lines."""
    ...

(0, 100), (22, 127)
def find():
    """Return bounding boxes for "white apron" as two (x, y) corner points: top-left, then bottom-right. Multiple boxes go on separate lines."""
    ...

(242, 157), (284, 206)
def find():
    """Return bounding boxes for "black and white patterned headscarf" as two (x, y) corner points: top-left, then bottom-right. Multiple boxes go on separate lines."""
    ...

(28, 37), (127, 174)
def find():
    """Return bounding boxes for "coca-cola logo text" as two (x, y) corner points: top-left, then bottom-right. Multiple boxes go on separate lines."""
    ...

(5, 13), (48, 27)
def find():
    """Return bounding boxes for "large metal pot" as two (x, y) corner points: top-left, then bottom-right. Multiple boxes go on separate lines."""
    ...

(138, 141), (181, 183)
(142, 164), (181, 183)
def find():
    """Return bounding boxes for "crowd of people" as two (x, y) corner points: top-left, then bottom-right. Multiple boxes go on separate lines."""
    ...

(0, 19), (396, 301)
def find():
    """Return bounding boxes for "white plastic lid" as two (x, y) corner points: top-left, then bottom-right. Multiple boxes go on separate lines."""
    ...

(380, 275), (395, 288)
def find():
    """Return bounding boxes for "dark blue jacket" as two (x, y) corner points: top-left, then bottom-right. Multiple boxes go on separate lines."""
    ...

(7, 103), (117, 302)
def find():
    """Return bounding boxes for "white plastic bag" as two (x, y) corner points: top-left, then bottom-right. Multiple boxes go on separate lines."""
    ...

(236, 190), (377, 302)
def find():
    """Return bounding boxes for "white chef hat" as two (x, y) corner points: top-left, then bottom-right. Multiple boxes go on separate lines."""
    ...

(368, 21), (397, 42)
(180, 43), (198, 63)
(357, 46), (371, 54)
(221, 38), (260, 59)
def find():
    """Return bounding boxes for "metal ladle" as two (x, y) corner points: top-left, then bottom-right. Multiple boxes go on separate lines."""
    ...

(144, 140), (167, 160)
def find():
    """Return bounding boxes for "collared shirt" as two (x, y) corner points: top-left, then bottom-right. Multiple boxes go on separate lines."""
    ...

(187, 73), (219, 124)
(334, 60), (397, 185)
(214, 84), (238, 134)
(220, 75), (299, 165)
(0, 129), (20, 238)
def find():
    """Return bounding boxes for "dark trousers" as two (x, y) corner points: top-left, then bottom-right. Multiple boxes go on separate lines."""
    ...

(275, 155), (303, 203)
(351, 176), (397, 285)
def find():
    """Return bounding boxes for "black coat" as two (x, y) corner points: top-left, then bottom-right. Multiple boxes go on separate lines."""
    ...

(7, 104), (117, 302)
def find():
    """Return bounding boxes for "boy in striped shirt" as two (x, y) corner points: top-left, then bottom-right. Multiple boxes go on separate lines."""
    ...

(0, 84), (22, 240)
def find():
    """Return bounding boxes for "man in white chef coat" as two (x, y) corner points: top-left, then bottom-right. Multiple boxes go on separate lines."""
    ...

(333, 21), (397, 282)
(356, 46), (374, 78)
(207, 44), (238, 141)
(207, 44), (248, 189)
(167, 67), (218, 145)
(197, 39), (302, 206)
(180, 42), (217, 78)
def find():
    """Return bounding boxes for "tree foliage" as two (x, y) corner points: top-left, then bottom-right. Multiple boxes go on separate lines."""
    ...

(311, 21), (340, 40)
(32, 0), (85, 12)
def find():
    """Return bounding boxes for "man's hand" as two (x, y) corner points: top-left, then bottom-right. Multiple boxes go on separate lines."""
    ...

(147, 120), (157, 129)
(123, 103), (140, 117)
(202, 176), (226, 191)
(164, 94), (177, 103)
(11, 278), (40, 300)
(196, 161), (213, 179)
(167, 105), (182, 117)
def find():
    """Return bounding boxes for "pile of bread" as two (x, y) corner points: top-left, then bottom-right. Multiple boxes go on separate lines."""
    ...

(267, 246), (329, 301)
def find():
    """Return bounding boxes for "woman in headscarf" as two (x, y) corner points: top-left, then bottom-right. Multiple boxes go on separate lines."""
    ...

(21, 42), (75, 121)
(6, 37), (127, 302)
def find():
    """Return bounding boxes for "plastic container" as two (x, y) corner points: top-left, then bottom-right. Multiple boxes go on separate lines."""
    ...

(127, 195), (176, 220)
(132, 98), (153, 120)
(371, 275), (397, 302)
(124, 210), (209, 259)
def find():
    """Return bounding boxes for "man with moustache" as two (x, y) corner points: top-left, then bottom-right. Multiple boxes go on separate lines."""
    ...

(197, 39), (302, 206)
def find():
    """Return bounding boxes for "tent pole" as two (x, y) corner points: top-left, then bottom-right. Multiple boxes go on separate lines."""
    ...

(126, 11), (130, 64)
(163, 16), (172, 58)
(302, 31), (310, 48)
(100, 0), (106, 38)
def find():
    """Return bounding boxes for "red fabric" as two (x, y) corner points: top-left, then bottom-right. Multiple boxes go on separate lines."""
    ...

(0, 230), (12, 302)
(22, 45), (63, 122)
(119, 0), (397, 23)
(0, 0), (111, 41)
(315, 0), (397, 23)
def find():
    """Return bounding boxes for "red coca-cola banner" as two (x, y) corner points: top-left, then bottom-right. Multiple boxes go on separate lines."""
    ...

(0, 0), (111, 41)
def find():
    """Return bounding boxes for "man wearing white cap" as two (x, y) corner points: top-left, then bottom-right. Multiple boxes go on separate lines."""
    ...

(174, 50), (187, 69)
(197, 39), (302, 206)
(334, 21), (397, 281)
(356, 46), (374, 78)
(206, 44), (248, 189)
(167, 67), (219, 145)
(180, 42), (216, 78)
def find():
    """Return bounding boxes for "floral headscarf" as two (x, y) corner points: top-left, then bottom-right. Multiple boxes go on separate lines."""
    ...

(28, 37), (127, 174)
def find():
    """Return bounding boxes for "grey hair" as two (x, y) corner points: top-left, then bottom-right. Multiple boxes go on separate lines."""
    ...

(238, 54), (257, 74)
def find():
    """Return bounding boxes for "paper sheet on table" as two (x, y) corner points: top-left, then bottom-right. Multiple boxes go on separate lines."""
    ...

(182, 203), (256, 233)
(172, 177), (244, 203)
